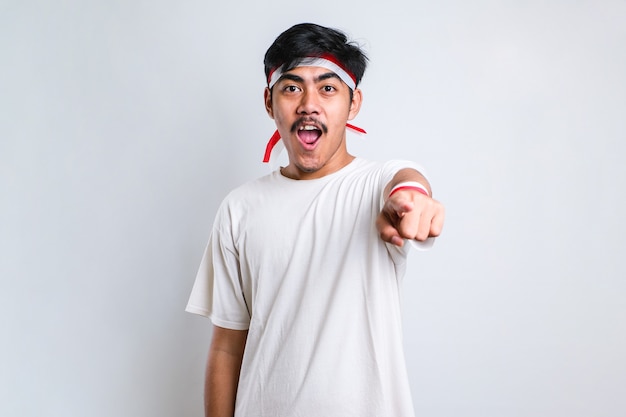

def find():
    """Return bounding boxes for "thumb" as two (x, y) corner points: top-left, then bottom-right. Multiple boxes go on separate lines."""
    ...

(376, 212), (405, 247)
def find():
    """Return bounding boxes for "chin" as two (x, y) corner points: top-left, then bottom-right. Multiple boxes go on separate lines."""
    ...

(295, 162), (322, 174)
(289, 153), (321, 170)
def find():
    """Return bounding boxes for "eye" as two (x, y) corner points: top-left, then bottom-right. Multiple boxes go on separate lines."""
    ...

(283, 85), (301, 93)
(322, 85), (336, 93)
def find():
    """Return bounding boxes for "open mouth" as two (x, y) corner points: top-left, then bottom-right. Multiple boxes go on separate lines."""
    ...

(297, 125), (323, 146)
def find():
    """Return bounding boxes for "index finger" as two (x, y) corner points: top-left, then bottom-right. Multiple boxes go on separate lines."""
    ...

(385, 195), (414, 217)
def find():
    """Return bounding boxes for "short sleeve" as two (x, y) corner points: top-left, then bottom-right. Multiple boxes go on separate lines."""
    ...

(185, 207), (251, 330)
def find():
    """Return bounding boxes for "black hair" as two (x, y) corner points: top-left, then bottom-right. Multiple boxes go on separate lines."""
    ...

(264, 23), (368, 88)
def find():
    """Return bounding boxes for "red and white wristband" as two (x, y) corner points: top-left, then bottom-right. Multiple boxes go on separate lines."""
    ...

(388, 181), (429, 198)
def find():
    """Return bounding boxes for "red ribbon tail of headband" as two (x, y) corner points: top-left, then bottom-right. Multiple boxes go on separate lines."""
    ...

(263, 130), (282, 163)
(346, 123), (367, 134)
(262, 124), (367, 163)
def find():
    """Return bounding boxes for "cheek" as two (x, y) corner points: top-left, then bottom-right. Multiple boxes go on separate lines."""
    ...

(274, 113), (291, 130)
(271, 101), (294, 123)
(328, 103), (352, 126)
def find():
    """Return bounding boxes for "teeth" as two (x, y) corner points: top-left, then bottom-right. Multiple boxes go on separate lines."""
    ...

(299, 125), (318, 131)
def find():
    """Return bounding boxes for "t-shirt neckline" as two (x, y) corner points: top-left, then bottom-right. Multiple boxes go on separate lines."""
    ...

(276, 158), (364, 183)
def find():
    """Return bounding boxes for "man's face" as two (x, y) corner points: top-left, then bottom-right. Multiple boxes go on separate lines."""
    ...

(265, 66), (362, 180)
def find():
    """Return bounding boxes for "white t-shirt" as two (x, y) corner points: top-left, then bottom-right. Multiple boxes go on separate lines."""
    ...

(187, 158), (431, 417)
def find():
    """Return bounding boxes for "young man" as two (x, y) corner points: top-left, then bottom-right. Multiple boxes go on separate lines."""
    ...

(186, 23), (445, 417)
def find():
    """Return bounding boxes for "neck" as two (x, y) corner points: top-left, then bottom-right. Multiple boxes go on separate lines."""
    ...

(280, 154), (355, 180)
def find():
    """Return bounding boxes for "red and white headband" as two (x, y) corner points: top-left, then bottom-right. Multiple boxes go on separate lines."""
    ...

(263, 55), (365, 164)
(267, 54), (357, 90)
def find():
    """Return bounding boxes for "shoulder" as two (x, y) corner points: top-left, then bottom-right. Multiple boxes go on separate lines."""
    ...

(381, 159), (428, 178)
(219, 172), (279, 210)
(349, 158), (425, 173)
(347, 158), (427, 185)
(226, 172), (277, 199)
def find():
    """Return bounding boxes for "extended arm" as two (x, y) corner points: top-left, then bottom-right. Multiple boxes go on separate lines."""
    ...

(205, 325), (248, 417)
(376, 168), (445, 246)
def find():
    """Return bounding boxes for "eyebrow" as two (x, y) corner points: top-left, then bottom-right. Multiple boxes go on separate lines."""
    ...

(278, 72), (342, 84)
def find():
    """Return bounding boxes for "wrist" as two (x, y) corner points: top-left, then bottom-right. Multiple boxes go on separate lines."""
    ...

(388, 181), (429, 198)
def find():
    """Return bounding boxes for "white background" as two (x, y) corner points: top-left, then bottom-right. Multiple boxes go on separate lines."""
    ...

(1, 1), (625, 416)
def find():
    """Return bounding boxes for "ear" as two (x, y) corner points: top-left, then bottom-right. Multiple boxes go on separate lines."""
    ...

(264, 87), (274, 119)
(348, 88), (363, 120)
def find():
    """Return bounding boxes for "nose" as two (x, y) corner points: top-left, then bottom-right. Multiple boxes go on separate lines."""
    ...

(297, 90), (321, 115)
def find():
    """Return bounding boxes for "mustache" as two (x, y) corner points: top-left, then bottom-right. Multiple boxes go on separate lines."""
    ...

(290, 118), (328, 134)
